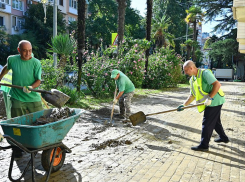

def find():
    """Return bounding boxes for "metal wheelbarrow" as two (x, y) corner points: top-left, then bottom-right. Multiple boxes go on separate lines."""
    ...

(0, 108), (84, 182)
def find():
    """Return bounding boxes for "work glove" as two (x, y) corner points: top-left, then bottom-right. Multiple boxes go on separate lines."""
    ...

(113, 98), (118, 104)
(177, 104), (185, 111)
(23, 86), (33, 94)
(0, 133), (4, 142)
(204, 97), (213, 106)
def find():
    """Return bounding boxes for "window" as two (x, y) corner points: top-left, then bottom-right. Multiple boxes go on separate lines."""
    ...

(12, 16), (17, 26)
(68, 16), (76, 24)
(0, 16), (3, 26)
(12, 0), (23, 11)
(12, 16), (24, 29)
(59, 0), (63, 6)
(69, 0), (77, 9)
(1, 0), (10, 4)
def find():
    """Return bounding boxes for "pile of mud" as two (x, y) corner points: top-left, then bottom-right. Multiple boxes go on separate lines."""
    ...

(32, 107), (74, 126)
(90, 107), (113, 117)
(90, 139), (132, 150)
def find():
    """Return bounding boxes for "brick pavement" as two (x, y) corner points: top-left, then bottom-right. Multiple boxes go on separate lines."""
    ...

(0, 81), (245, 182)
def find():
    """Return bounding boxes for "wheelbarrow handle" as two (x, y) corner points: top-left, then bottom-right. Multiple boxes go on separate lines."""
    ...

(0, 83), (52, 94)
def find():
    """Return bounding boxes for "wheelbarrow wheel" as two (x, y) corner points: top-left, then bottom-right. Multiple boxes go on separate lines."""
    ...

(41, 147), (66, 173)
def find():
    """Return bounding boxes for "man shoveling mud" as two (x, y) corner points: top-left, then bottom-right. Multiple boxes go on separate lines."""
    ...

(0, 40), (43, 158)
(111, 69), (135, 120)
(177, 60), (229, 151)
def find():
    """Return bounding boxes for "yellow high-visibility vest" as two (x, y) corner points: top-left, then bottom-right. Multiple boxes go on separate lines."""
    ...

(1, 70), (12, 85)
(190, 69), (224, 113)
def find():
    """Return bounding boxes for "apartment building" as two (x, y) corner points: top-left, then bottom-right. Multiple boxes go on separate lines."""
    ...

(0, 0), (87, 35)
(232, 0), (245, 80)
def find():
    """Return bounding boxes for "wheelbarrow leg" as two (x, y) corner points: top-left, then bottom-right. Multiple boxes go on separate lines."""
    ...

(8, 149), (32, 182)
(31, 153), (36, 182)
(45, 147), (57, 182)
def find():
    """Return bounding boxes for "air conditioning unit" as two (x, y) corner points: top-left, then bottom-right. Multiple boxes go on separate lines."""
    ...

(14, 26), (19, 31)
(0, 3), (6, 9)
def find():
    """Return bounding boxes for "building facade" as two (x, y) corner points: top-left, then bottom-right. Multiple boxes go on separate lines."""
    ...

(0, 0), (87, 35)
(232, 0), (245, 80)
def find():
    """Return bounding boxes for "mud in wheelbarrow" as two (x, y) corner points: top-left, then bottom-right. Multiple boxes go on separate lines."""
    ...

(0, 108), (84, 182)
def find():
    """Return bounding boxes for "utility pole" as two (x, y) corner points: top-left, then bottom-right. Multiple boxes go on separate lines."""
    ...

(53, 0), (57, 67)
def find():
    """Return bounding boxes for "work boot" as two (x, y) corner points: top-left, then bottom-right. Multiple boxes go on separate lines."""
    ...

(191, 145), (209, 151)
(214, 138), (229, 143)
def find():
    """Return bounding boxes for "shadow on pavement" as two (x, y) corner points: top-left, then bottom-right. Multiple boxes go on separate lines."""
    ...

(145, 144), (172, 152)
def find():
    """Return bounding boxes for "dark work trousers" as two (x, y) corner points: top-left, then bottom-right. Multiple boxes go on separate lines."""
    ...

(200, 104), (228, 148)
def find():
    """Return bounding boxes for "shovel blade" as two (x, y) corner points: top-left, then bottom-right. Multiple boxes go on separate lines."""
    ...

(42, 89), (70, 108)
(129, 111), (146, 126)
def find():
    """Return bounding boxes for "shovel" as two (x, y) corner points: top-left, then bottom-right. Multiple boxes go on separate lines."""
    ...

(129, 103), (204, 126)
(0, 83), (70, 108)
(110, 83), (117, 123)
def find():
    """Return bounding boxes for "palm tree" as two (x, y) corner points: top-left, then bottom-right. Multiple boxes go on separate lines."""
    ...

(185, 6), (205, 62)
(116, 0), (127, 47)
(144, 0), (153, 81)
(151, 15), (175, 48)
(49, 34), (76, 69)
(77, 0), (86, 92)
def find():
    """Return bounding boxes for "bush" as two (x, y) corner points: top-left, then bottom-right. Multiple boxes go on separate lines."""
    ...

(58, 86), (85, 105)
(143, 48), (183, 88)
(81, 51), (116, 98)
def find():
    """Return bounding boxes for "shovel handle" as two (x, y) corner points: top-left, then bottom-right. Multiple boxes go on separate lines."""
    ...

(145, 103), (205, 117)
(110, 84), (118, 121)
(0, 83), (52, 94)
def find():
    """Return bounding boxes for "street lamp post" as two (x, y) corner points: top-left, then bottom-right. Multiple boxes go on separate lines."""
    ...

(41, 0), (57, 67)
(53, 0), (57, 67)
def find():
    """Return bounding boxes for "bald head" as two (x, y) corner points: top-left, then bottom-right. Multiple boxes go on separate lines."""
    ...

(18, 40), (32, 50)
(183, 60), (196, 69)
(17, 40), (32, 61)
(183, 60), (198, 76)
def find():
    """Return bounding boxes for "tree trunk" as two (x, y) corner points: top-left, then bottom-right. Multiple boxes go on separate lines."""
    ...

(116, 0), (127, 47)
(144, 0), (152, 88)
(77, 0), (86, 92)
(192, 21), (197, 62)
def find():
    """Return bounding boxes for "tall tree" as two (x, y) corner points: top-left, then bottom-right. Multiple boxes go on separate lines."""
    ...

(153, 0), (193, 54)
(185, 6), (205, 62)
(116, 0), (127, 46)
(24, 3), (66, 59)
(145, 0), (152, 74)
(151, 15), (175, 48)
(196, 0), (235, 34)
(209, 39), (238, 68)
(77, 0), (86, 92)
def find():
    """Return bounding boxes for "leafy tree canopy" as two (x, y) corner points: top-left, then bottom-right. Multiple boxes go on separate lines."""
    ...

(24, 3), (66, 59)
(196, 0), (236, 34)
(85, 0), (144, 49)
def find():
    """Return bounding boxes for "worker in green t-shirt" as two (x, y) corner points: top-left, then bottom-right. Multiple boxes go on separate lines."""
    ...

(177, 60), (229, 151)
(0, 40), (43, 158)
(111, 69), (135, 119)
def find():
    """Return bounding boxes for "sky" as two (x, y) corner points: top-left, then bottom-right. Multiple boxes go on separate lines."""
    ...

(130, 0), (216, 34)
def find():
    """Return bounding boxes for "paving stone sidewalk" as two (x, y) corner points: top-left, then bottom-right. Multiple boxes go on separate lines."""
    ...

(0, 81), (245, 182)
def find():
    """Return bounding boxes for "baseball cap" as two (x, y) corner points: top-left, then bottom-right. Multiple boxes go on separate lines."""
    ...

(111, 69), (120, 78)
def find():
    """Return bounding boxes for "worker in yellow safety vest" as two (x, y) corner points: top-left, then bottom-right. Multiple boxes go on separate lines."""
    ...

(176, 60), (229, 151)
(0, 69), (12, 119)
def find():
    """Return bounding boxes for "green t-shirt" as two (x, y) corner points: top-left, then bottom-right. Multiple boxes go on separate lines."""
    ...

(192, 69), (225, 107)
(116, 71), (135, 94)
(7, 54), (42, 102)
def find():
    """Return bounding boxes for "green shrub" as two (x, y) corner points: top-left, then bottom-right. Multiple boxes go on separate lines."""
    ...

(143, 48), (183, 88)
(58, 86), (85, 105)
